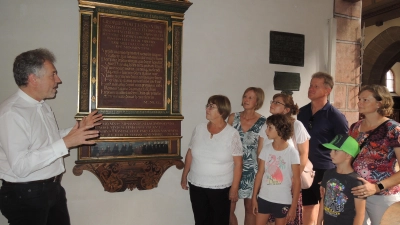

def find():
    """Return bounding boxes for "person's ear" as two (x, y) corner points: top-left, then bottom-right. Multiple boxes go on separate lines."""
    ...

(346, 153), (353, 160)
(325, 87), (332, 96)
(27, 74), (38, 86)
(283, 107), (290, 115)
(376, 101), (382, 109)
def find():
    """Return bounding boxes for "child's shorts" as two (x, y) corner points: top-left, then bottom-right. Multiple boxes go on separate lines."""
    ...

(257, 197), (291, 218)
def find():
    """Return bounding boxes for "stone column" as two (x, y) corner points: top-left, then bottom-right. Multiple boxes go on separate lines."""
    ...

(332, 0), (362, 125)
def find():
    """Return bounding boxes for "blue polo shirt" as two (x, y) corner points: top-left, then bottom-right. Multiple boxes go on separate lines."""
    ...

(297, 102), (348, 169)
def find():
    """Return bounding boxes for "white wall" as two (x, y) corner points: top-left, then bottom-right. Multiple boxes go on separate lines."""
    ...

(0, 0), (333, 224)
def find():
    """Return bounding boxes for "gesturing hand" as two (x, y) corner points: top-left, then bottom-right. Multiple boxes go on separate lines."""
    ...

(63, 122), (100, 149)
(79, 110), (103, 128)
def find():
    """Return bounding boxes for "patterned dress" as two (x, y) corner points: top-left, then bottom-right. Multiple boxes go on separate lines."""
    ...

(232, 112), (267, 199)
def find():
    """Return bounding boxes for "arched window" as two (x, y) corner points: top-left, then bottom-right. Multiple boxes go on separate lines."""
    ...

(386, 69), (395, 93)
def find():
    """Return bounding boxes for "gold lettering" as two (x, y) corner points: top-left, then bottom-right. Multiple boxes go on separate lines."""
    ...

(98, 16), (166, 107)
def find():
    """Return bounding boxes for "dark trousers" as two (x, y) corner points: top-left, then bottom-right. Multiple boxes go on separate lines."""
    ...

(0, 181), (70, 225)
(189, 182), (230, 225)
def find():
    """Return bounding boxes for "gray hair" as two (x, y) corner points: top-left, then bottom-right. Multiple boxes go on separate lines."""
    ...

(13, 48), (56, 86)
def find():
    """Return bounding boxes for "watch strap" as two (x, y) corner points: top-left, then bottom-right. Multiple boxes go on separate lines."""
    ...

(377, 182), (384, 191)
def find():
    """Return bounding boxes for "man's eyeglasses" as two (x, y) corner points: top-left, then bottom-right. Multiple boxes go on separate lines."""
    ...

(308, 116), (314, 130)
(270, 100), (285, 107)
(205, 103), (218, 109)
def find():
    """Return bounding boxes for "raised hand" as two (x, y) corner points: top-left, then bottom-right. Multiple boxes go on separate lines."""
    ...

(63, 122), (100, 149)
(79, 110), (103, 128)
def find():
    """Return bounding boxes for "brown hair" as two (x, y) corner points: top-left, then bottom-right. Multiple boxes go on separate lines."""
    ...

(208, 95), (231, 120)
(241, 87), (265, 110)
(359, 85), (393, 116)
(266, 114), (293, 141)
(272, 93), (299, 117)
(312, 72), (334, 89)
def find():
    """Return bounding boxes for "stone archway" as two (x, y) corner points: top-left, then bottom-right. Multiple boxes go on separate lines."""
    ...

(362, 26), (400, 85)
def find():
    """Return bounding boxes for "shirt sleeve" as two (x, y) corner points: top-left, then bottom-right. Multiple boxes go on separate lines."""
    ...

(351, 174), (365, 199)
(320, 169), (330, 188)
(59, 127), (73, 138)
(388, 121), (400, 148)
(259, 123), (267, 138)
(188, 125), (198, 149)
(231, 130), (243, 156)
(258, 144), (269, 161)
(332, 109), (349, 135)
(290, 147), (300, 165)
(0, 111), (68, 178)
(294, 120), (310, 144)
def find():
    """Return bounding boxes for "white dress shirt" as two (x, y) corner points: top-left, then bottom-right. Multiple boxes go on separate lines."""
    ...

(0, 89), (71, 182)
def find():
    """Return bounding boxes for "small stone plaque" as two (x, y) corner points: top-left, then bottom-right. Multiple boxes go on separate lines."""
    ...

(270, 31), (305, 67)
(273, 72), (301, 91)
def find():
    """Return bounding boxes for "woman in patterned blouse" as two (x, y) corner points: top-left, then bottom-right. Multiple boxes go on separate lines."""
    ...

(228, 87), (266, 225)
(349, 85), (400, 225)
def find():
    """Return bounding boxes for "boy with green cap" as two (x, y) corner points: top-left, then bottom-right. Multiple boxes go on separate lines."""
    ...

(316, 134), (366, 225)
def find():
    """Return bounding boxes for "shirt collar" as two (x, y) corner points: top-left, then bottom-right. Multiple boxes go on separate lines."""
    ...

(307, 101), (331, 112)
(17, 89), (44, 105)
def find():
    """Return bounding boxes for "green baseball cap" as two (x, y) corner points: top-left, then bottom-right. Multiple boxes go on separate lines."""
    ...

(322, 134), (360, 158)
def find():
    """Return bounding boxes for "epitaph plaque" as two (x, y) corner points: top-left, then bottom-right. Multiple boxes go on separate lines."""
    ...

(74, 0), (192, 192)
(98, 16), (166, 109)
(273, 72), (301, 91)
(270, 31), (305, 67)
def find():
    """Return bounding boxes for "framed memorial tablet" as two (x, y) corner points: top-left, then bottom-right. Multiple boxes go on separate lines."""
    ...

(73, 0), (192, 192)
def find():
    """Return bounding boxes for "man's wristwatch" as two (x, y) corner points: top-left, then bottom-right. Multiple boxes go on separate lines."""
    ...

(377, 182), (385, 191)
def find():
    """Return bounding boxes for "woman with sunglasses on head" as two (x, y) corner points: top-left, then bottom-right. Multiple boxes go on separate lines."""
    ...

(348, 85), (400, 225)
(181, 95), (243, 225)
(261, 92), (310, 225)
(228, 87), (267, 225)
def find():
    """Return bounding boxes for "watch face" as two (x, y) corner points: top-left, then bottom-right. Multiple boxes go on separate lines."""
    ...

(378, 182), (384, 190)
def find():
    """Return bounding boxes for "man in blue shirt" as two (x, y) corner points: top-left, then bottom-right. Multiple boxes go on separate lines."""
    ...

(297, 72), (348, 225)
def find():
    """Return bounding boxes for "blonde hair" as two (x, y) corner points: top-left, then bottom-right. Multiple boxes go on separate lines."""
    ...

(242, 87), (265, 110)
(359, 85), (393, 116)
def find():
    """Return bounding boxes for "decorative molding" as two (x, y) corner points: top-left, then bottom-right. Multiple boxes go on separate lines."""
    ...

(73, 159), (184, 192)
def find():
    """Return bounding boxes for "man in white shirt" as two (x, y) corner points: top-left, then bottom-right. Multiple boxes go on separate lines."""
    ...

(0, 48), (102, 225)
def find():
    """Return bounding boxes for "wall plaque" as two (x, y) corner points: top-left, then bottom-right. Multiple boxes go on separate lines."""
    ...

(270, 31), (305, 67)
(273, 71), (301, 91)
(74, 0), (192, 192)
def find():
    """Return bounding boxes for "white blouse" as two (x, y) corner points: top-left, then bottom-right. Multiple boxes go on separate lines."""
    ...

(188, 123), (243, 189)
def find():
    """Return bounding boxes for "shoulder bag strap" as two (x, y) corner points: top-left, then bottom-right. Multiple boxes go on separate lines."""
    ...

(353, 119), (390, 164)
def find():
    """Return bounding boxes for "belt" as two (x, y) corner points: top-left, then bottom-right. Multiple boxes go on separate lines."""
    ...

(1, 174), (63, 185)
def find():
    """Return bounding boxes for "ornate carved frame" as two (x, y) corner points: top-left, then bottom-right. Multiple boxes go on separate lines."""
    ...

(74, 0), (191, 192)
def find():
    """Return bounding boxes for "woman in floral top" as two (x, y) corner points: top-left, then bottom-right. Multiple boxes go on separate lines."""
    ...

(349, 85), (400, 225)
(228, 87), (266, 225)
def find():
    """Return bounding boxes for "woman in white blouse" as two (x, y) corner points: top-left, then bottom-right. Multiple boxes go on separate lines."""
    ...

(263, 92), (311, 225)
(181, 95), (243, 225)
